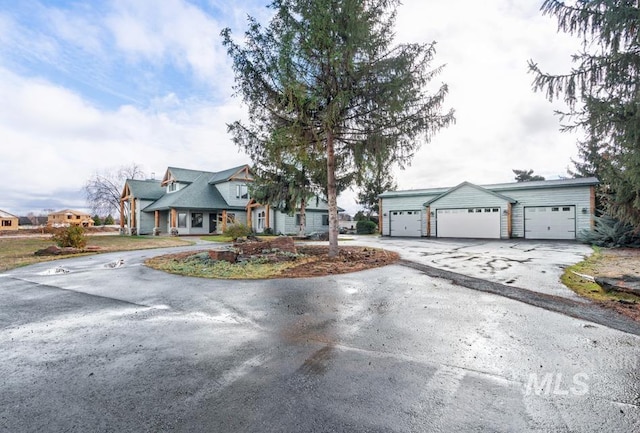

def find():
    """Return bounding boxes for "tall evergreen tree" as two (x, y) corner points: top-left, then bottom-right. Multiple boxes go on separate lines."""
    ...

(222, 0), (453, 256)
(512, 169), (545, 182)
(528, 0), (640, 226)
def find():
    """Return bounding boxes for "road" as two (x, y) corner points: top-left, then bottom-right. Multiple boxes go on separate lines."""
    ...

(1, 240), (639, 432)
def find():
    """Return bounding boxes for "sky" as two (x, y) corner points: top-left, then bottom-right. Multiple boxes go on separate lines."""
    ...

(0, 0), (584, 217)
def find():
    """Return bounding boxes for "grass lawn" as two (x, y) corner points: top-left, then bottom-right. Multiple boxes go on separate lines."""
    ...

(0, 235), (193, 272)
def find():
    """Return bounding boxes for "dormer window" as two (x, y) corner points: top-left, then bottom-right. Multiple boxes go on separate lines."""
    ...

(236, 184), (249, 199)
(168, 182), (178, 192)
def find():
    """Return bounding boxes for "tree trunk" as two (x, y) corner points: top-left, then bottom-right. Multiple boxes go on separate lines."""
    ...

(298, 197), (307, 237)
(326, 132), (339, 257)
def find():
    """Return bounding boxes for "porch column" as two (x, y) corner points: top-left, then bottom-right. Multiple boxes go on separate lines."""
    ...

(265, 204), (270, 229)
(130, 198), (136, 230)
(222, 210), (228, 232)
(171, 209), (177, 228)
(246, 206), (252, 228)
(119, 200), (125, 229)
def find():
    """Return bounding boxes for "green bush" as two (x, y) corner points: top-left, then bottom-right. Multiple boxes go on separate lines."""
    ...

(262, 227), (274, 235)
(356, 220), (378, 234)
(52, 226), (87, 248)
(92, 214), (102, 226)
(578, 214), (640, 247)
(104, 214), (115, 225)
(223, 223), (252, 240)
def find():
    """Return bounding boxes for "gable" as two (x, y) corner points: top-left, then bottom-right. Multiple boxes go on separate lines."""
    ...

(426, 182), (515, 208)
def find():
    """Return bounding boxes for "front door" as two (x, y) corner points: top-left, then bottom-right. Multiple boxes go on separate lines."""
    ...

(209, 213), (217, 233)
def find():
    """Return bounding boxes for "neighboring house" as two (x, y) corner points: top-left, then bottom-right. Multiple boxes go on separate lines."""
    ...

(0, 209), (19, 231)
(18, 216), (48, 226)
(47, 209), (94, 228)
(378, 177), (599, 240)
(119, 164), (332, 236)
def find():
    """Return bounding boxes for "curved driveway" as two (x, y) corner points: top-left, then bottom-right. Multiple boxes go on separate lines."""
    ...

(1, 238), (639, 432)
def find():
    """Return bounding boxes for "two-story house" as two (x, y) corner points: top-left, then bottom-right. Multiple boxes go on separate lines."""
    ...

(47, 209), (94, 228)
(119, 164), (332, 236)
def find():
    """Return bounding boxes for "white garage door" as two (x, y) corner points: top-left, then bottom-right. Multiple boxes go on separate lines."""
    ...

(525, 206), (576, 239)
(390, 210), (422, 237)
(436, 208), (501, 239)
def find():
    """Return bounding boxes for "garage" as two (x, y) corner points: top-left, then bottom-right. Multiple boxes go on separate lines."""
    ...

(436, 207), (501, 239)
(525, 206), (576, 239)
(389, 210), (422, 237)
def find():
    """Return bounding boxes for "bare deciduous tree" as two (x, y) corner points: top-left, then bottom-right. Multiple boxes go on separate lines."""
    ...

(84, 163), (145, 218)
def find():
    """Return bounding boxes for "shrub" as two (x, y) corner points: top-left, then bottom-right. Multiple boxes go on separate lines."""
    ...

(92, 214), (102, 226)
(578, 214), (640, 248)
(262, 227), (274, 235)
(223, 223), (252, 240)
(356, 220), (378, 234)
(51, 226), (87, 248)
(104, 215), (115, 225)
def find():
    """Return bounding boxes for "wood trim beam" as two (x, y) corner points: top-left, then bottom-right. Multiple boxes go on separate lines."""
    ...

(590, 185), (596, 228)
(507, 203), (512, 238)
(171, 209), (177, 228)
(426, 206), (430, 237)
(378, 199), (383, 235)
(119, 200), (125, 228)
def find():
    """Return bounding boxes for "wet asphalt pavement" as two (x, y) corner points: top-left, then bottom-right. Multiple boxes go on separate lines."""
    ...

(1, 239), (639, 432)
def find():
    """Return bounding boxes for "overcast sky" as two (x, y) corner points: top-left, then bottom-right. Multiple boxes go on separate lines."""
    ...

(0, 0), (583, 217)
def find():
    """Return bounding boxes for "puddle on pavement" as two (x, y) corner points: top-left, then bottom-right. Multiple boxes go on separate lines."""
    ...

(38, 266), (71, 275)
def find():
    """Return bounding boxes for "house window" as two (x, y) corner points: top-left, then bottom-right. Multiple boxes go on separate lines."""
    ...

(191, 213), (203, 228)
(257, 211), (265, 230)
(2, 220), (12, 227)
(236, 184), (249, 199)
(178, 212), (187, 228)
(551, 207), (559, 212)
(67, 215), (72, 219)
(322, 215), (329, 226)
(168, 182), (178, 192)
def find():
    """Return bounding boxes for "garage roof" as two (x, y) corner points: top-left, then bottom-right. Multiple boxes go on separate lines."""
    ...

(379, 177), (599, 199)
(423, 181), (517, 206)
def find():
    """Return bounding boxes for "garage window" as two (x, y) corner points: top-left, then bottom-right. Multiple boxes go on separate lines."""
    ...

(563, 207), (571, 211)
(552, 207), (559, 212)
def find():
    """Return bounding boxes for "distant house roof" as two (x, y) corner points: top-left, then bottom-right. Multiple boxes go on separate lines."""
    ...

(144, 172), (238, 211)
(50, 209), (92, 217)
(0, 209), (18, 219)
(379, 177), (599, 199)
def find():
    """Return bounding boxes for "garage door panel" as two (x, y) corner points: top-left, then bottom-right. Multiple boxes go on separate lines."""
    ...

(437, 208), (501, 239)
(525, 206), (575, 239)
(390, 210), (422, 237)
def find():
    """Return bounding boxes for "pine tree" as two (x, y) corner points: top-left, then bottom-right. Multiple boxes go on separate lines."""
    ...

(528, 0), (640, 226)
(512, 169), (545, 182)
(222, 0), (453, 256)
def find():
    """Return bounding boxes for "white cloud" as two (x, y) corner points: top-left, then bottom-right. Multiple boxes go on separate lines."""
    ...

(106, 0), (230, 85)
(0, 0), (591, 217)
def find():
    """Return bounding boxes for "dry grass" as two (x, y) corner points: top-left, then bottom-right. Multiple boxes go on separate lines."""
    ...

(0, 235), (193, 272)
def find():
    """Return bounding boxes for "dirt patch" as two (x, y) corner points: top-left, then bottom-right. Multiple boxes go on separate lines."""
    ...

(146, 245), (400, 279)
(289, 245), (400, 277)
(588, 248), (640, 322)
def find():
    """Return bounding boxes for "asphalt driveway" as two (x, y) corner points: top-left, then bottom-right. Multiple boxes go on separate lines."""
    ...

(1, 240), (639, 432)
